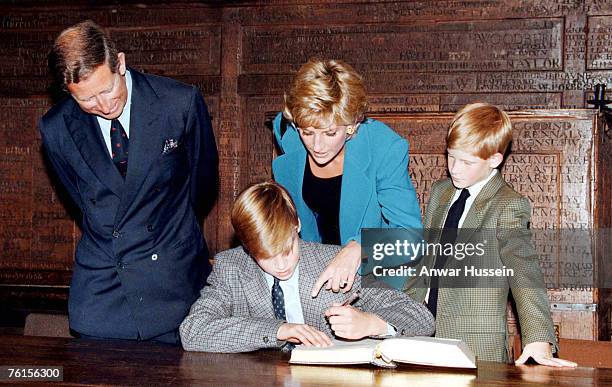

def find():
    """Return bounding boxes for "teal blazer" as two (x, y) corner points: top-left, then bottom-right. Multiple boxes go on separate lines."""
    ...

(272, 113), (422, 288)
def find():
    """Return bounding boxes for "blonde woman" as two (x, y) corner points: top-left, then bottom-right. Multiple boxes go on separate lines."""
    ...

(273, 59), (422, 296)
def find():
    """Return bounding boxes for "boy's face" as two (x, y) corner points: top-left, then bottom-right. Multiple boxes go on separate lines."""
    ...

(447, 148), (502, 189)
(255, 233), (300, 281)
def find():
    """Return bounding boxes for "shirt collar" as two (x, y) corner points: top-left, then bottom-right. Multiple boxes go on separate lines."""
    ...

(464, 168), (498, 198)
(263, 265), (300, 288)
(117, 69), (132, 127)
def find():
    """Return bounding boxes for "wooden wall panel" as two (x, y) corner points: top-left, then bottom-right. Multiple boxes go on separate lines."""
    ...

(215, 20), (242, 250)
(242, 19), (564, 74)
(587, 16), (612, 70)
(0, 97), (73, 290)
(375, 110), (607, 340)
(372, 111), (597, 230)
(109, 26), (222, 76)
(0, 1), (610, 328)
(243, 95), (282, 185)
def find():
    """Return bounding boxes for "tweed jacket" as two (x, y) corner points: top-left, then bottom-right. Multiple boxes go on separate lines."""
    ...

(405, 173), (557, 362)
(180, 240), (434, 353)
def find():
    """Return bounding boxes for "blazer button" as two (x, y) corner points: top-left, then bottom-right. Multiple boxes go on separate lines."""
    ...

(151, 254), (158, 261)
(263, 336), (269, 343)
(112, 230), (120, 238)
(153, 186), (161, 192)
(90, 198), (96, 205)
(146, 225), (154, 232)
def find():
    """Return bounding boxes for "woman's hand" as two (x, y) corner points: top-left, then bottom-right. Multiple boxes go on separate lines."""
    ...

(311, 241), (361, 297)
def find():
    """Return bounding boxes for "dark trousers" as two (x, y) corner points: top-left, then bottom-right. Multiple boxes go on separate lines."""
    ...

(71, 329), (181, 346)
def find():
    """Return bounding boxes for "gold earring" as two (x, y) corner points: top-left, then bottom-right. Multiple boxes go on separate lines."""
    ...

(346, 126), (355, 135)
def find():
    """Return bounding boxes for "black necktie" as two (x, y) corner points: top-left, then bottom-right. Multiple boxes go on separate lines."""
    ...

(110, 119), (129, 178)
(272, 278), (295, 351)
(428, 188), (471, 317)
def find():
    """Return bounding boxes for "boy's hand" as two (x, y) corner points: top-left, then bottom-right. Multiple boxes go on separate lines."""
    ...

(311, 241), (361, 297)
(515, 341), (577, 368)
(325, 304), (387, 339)
(277, 323), (333, 347)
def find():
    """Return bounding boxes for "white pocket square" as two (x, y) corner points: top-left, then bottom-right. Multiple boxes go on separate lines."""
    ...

(162, 138), (179, 154)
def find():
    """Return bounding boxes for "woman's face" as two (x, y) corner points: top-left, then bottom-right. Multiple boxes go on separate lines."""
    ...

(297, 124), (351, 166)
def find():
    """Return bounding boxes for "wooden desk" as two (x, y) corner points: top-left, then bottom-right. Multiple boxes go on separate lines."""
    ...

(0, 335), (610, 386)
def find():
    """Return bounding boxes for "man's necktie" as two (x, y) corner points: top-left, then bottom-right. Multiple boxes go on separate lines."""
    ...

(272, 278), (287, 320)
(110, 119), (129, 178)
(427, 188), (471, 317)
(272, 278), (295, 351)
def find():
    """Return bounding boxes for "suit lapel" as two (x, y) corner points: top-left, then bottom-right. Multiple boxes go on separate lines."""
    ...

(422, 182), (456, 273)
(114, 70), (165, 224)
(66, 105), (124, 197)
(241, 251), (276, 319)
(277, 128), (373, 244)
(297, 242), (323, 324)
(297, 241), (342, 331)
(339, 132), (373, 243)
(430, 182), (455, 239)
(456, 172), (505, 243)
(456, 202), (484, 244)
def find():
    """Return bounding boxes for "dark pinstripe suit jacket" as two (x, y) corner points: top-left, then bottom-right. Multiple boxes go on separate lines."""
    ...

(180, 240), (434, 352)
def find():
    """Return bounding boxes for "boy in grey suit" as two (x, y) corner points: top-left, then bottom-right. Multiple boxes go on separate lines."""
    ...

(180, 182), (434, 352)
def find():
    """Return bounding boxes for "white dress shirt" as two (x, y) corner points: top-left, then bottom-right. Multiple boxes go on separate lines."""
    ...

(448, 169), (498, 228)
(96, 69), (132, 157)
(263, 266), (305, 324)
(264, 265), (396, 336)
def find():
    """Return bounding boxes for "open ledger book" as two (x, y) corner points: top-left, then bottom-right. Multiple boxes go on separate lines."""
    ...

(289, 337), (476, 369)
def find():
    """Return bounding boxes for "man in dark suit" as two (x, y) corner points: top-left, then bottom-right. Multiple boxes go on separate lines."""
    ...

(39, 20), (218, 344)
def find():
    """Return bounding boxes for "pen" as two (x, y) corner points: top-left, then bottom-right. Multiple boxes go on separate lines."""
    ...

(341, 290), (361, 306)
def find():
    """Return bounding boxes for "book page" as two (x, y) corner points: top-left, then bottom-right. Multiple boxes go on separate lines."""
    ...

(379, 337), (477, 369)
(289, 365), (476, 386)
(289, 339), (381, 365)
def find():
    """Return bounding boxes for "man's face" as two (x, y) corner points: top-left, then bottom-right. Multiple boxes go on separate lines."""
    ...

(67, 53), (128, 120)
(255, 234), (300, 281)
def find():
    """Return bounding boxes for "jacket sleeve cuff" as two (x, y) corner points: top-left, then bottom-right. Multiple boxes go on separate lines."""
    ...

(266, 319), (287, 348)
(372, 323), (397, 338)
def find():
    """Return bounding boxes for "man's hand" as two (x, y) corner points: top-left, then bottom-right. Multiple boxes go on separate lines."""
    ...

(325, 304), (387, 339)
(277, 323), (333, 347)
(311, 241), (361, 297)
(515, 341), (577, 368)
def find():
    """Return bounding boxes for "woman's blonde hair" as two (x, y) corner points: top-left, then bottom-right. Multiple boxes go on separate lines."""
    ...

(283, 59), (368, 129)
(231, 181), (299, 259)
(447, 103), (513, 159)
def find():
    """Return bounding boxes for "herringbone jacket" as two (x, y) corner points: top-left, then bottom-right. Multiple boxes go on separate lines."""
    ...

(405, 173), (557, 362)
(181, 240), (434, 352)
